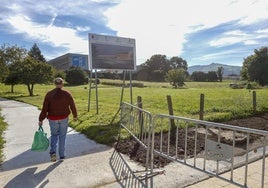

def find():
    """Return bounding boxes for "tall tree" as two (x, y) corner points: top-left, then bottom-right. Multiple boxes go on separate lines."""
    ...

(0, 44), (27, 82)
(4, 61), (22, 93)
(138, 54), (170, 82)
(165, 69), (186, 88)
(207, 71), (218, 82)
(136, 54), (188, 82)
(28, 43), (46, 62)
(18, 56), (53, 96)
(191, 71), (207, 81)
(241, 54), (255, 81)
(217, 66), (224, 82)
(242, 47), (268, 86)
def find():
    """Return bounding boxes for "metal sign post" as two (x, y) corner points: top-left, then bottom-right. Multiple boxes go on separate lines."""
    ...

(119, 70), (133, 106)
(88, 69), (99, 114)
(88, 33), (136, 115)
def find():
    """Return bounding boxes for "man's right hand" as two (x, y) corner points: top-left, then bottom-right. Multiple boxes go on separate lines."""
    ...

(38, 121), (43, 126)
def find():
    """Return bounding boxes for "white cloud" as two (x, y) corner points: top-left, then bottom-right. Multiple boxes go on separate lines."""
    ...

(209, 37), (244, 47)
(105, 0), (268, 63)
(75, 26), (91, 32)
(224, 30), (248, 37)
(1, 0), (118, 59)
(7, 15), (88, 55)
(244, 40), (258, 45)
(198, 50), (237, 61)
(209, 28), (265, 47)
(256, 28), (268, 34)
(1, 0), (268, 65)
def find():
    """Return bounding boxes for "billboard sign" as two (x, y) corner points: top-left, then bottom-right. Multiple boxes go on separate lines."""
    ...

(71, 55), (88, 70)
(88, 33), (136, 70)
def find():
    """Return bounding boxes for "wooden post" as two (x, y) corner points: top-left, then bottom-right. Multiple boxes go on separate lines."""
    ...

(137, 96), (142, 109)
(167, 95), (176, 144)
(253, 91), (256, 113)
(200, 94), (204, 120)
(167, 95), (175, 126)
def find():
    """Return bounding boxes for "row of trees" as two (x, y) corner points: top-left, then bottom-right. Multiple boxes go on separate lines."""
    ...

(1, 42), (267, 94)
(134, 55), (188, 82)
(241, 47), (268, 86)
(0, 43), (53, 96)
(191, 66), (224, 82)
(0, 43), (88, 96)
(132, 47), (268, 87)
(130, 54), (224, 87)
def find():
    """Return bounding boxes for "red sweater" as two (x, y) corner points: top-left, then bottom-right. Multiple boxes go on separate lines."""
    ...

(39, 88), (77, 121)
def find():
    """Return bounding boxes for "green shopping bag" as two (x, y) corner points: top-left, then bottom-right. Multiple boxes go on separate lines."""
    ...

(31, 126), (49, 151)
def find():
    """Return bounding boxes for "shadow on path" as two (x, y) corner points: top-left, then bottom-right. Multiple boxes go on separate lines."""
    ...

(4, 161), (62, 188)
(1, 130), (109, 171)
(110, 149), (157, 187)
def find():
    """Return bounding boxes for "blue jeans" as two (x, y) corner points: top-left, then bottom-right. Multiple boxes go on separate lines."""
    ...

(48, 118), (68, 158)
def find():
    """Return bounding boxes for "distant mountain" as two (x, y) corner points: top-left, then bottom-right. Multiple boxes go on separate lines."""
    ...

(188, 63), (241, 76)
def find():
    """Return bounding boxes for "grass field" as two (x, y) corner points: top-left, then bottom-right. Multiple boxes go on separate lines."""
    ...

(0, 79), (268, 147)
(0, 114), (7, 163)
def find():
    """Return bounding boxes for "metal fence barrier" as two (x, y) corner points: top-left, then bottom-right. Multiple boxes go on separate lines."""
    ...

(120, 102), (268, 187)
(153, 114), (268, 188)
(120, 102), (155, 178)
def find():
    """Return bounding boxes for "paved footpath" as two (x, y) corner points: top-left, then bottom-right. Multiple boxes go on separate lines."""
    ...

(0, 98), (267, 188)
(0, 98), (123, 188)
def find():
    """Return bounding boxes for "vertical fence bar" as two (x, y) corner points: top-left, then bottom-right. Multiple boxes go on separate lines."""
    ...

(138, 96), (143, 140)
(160, 118), (163, 153)
(231, 130), (236, 181)
(145, 114), (151, 172)
(146, 115), (150, 141)
(204, 125), (208, 170)
(133, 113), (135, 136)
(142, 115), (146, 142)
(184, 123), (188, 163)
(261, 136), (267, 188)
(194, 123), (198, 167)
(167, 118), (171, 156)
(216, 128), (221, 175)
(150, 119), (155, 183)
(175, 120), (179, 159)
(244, 132), (250, 187)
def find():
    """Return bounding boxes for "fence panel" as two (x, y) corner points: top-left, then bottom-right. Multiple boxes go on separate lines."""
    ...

(119, 103), (268, 187)
(153, 114), (268, 188)
(120, 102), (154, 176)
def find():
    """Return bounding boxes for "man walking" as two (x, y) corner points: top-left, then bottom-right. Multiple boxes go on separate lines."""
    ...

(39, 77), (77, 162)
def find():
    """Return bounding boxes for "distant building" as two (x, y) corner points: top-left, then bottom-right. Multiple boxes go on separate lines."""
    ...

(48, 53), (89, 71)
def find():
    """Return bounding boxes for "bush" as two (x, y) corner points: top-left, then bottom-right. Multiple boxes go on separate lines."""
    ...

(54, 70), (66, 80)
(229, 82), (245, 89)
(101, 81), (144, 88)
(65, 67), (88, 85)
(246, 82), (261, 89)
(229, 81), (262, 90)
(89, 79), (100, 85)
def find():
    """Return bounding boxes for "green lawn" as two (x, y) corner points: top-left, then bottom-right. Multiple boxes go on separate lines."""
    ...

(0, 80), (268, 148)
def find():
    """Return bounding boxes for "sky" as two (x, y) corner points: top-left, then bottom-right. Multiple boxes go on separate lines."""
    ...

(0, 0), (267, 67)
